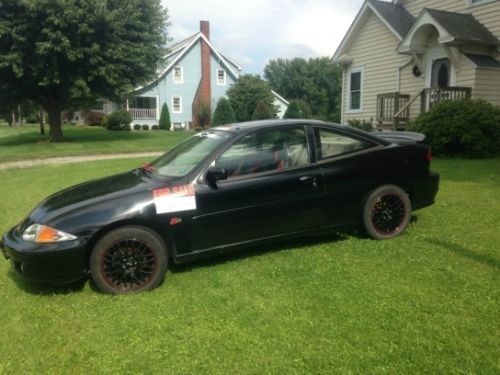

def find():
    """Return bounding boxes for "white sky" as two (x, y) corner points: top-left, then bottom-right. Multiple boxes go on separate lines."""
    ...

(161, 0), (364, 74)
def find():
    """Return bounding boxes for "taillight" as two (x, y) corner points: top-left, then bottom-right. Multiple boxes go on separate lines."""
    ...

(426, 149), (432, 162)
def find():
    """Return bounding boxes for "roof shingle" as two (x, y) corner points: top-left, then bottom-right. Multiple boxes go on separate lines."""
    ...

(368, 0), (415, 37)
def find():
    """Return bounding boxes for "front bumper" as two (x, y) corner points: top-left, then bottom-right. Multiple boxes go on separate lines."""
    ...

(1, 226), (88, 285)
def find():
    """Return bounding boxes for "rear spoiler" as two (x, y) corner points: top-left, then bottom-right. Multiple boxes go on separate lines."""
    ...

(375, 131), (426, 144)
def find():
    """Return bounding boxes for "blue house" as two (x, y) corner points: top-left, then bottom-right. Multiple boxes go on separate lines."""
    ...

(124, 21), (242, 129)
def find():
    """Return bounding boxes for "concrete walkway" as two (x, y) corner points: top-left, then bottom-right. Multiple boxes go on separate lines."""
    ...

(0, 151), (163, 171)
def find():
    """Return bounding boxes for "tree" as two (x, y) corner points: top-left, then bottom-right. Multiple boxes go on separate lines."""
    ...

(252, 101), (275, 120)
(212, 97), (236, 126)
(283, 99), (312, 119)
(0, 0), (169, 141)
(264, 57), (342, 122)
(227, 74), (276, 122)
(159, 102), (171, 130)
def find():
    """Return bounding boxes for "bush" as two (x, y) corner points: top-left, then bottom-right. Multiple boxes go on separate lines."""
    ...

(252, 100), (275, 120)
(152, 125), (159, 130)
(86, 111), (105, 126)
(102, 111), (131, 131)
(408, 100), (500, 158)
(133, 124), (141, 130)
(159, 103), (171, 130)
(212, 97), (236, 126)
(142, 124), (149, 130)
(284, 100), (312, 119)
(347, 118), (373, 132)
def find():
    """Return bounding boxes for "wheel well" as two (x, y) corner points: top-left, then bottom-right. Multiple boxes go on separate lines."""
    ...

(83, 219), (175, 270)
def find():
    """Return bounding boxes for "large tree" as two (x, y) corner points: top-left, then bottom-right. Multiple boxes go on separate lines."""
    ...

(0, 0), (169, 141)
(264, 57), (342, 122)
(227, 74), (276, 122)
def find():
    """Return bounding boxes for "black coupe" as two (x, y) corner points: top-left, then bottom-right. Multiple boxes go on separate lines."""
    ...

(1, 120), (439, 294)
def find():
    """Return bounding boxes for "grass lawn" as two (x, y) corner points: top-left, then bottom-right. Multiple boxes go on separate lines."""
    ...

(0, 124), (192, 163)
(0, 158), (498, 373)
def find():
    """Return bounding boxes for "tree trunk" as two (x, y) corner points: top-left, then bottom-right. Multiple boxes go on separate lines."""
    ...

(47, 104), (63, 141)
(11, 110), (16, 127)
(39, 109), (45, 136)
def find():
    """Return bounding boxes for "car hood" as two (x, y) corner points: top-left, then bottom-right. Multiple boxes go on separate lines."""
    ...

(24, 169), (184, 232)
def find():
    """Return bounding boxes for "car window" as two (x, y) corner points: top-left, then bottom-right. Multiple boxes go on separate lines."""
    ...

(316, 128), (373, 160)
(151, 130), (232, 177)
(215, 127), (309, 178)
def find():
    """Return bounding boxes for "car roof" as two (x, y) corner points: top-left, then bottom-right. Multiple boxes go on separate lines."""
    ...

(211, 119), (390, 145)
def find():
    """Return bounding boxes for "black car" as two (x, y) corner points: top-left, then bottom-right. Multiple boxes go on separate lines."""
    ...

(1, 120), (439, 294)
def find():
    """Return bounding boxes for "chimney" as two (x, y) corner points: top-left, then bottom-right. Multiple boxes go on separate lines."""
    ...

(200, 20), (210, 40)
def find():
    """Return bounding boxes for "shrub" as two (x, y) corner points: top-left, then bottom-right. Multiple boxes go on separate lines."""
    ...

(347, 118), (373, 132)
(252, 100), (275, 120)
(212, 97), (236, 126)
(159, 103), (171, 130)
(86, 111), (105, 126)
(284, 99), (312, 119)
(194, 100), (211, 129)
(102, 111), (131, 131)
(133, 124), (141, 130)
(408, 100), (500, 158)
(142, 124), (149, 130)
(152, 125), (159, 130)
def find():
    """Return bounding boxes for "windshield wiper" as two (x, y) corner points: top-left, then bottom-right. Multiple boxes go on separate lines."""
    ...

(142, 162), (158, 173)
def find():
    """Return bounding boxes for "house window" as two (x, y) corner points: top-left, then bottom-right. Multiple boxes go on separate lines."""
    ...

(349, 68), (363, 112)
(173, 66), (183, 83)
(217, 69), (226, 85)
(172, 96), (182, 113)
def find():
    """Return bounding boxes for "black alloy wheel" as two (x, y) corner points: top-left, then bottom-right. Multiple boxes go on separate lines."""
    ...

(90, 226), (167, 294)
(362, 185), (411, 240)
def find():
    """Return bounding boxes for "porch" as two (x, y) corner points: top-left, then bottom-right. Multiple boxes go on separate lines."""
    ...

(376, 87), (472, 130)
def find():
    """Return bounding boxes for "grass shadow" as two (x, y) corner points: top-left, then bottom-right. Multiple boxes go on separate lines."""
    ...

(170, 231), (349, 274)
(425, 238), (500, 269)
(7, 269), (88, 295)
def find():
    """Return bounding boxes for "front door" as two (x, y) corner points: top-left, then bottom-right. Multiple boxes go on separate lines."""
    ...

(431, 58), (451, 88)
(189, 125), (327, 251)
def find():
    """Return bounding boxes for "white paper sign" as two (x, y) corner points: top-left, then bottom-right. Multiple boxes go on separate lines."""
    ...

(153, 184), (196, 214)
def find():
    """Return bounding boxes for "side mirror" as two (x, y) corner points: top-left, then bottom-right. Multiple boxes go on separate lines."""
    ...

(205, 167), (228, 187)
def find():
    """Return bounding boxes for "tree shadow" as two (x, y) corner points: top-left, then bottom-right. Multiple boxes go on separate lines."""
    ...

(425, 238), (499, 269)
(7, 269), (88, 295)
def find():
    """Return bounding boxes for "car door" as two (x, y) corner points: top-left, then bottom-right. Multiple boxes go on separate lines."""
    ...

(189, 125), (327, 251)
(313, 126), (383, 227)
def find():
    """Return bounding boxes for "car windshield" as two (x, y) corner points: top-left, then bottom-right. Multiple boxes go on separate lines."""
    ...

(150, 130), (233, 177)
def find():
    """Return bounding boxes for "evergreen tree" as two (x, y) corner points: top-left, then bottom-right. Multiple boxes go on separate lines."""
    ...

(251, 101), (275, 120)
(159, 102), (171, 130)
(212, 97), (236, 126)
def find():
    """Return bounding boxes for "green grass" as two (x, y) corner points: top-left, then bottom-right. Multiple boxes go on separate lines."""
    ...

(0, 124), (192, 163)
(0, 158), (499, 373)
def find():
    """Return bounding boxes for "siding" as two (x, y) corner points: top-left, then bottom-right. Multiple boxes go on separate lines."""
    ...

(474, 68), (500, 105)
(399, 0), (500, 37)
(342, 10), (409, 124)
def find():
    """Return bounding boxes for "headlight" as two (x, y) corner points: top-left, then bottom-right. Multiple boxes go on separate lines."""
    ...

(22, 224), (77, 243)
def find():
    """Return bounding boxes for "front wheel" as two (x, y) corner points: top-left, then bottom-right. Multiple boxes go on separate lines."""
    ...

(362, 185), (411, 240)
(90, 226), (168, 294)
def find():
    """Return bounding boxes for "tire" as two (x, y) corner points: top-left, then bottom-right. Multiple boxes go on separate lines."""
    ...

(90, 226), (168, 294)
(362, 185), (411, 240)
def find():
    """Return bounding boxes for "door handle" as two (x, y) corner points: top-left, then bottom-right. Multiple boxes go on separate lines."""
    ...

(299, 176), (318, 187)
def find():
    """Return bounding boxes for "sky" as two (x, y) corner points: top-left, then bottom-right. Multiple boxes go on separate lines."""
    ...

(161, 0), (365, 75)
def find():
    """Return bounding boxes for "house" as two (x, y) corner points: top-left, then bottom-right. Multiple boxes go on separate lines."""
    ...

(272, 90), (290, 118)
(111, 21), (289, 130)
(122, 21), (242, 130)
(333, 0), (500, 129)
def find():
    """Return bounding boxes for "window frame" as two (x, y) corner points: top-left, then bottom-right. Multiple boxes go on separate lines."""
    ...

(217, 69), (226, 86)
(467, 0), (497, 6)
(173, 66), (183, 84)
(172, 96), (182, 114)
(348, 67), (363, 113)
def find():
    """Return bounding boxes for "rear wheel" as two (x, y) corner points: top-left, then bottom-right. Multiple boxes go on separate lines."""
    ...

(362, 185), (411, 240)
(90, 226), (168, 294)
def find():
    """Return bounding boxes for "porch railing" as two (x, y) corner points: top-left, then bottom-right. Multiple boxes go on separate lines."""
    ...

(421, 87), (472, 112)
(376, 92), (410, 130)
(127, 108), (157, 119)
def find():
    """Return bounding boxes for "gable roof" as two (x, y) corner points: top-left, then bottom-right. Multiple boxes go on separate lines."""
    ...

(465, 53), (500, 68)
(425, 8), (498, 44)
(134, 32), (242, 92)
(333, 0), (415, 61)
